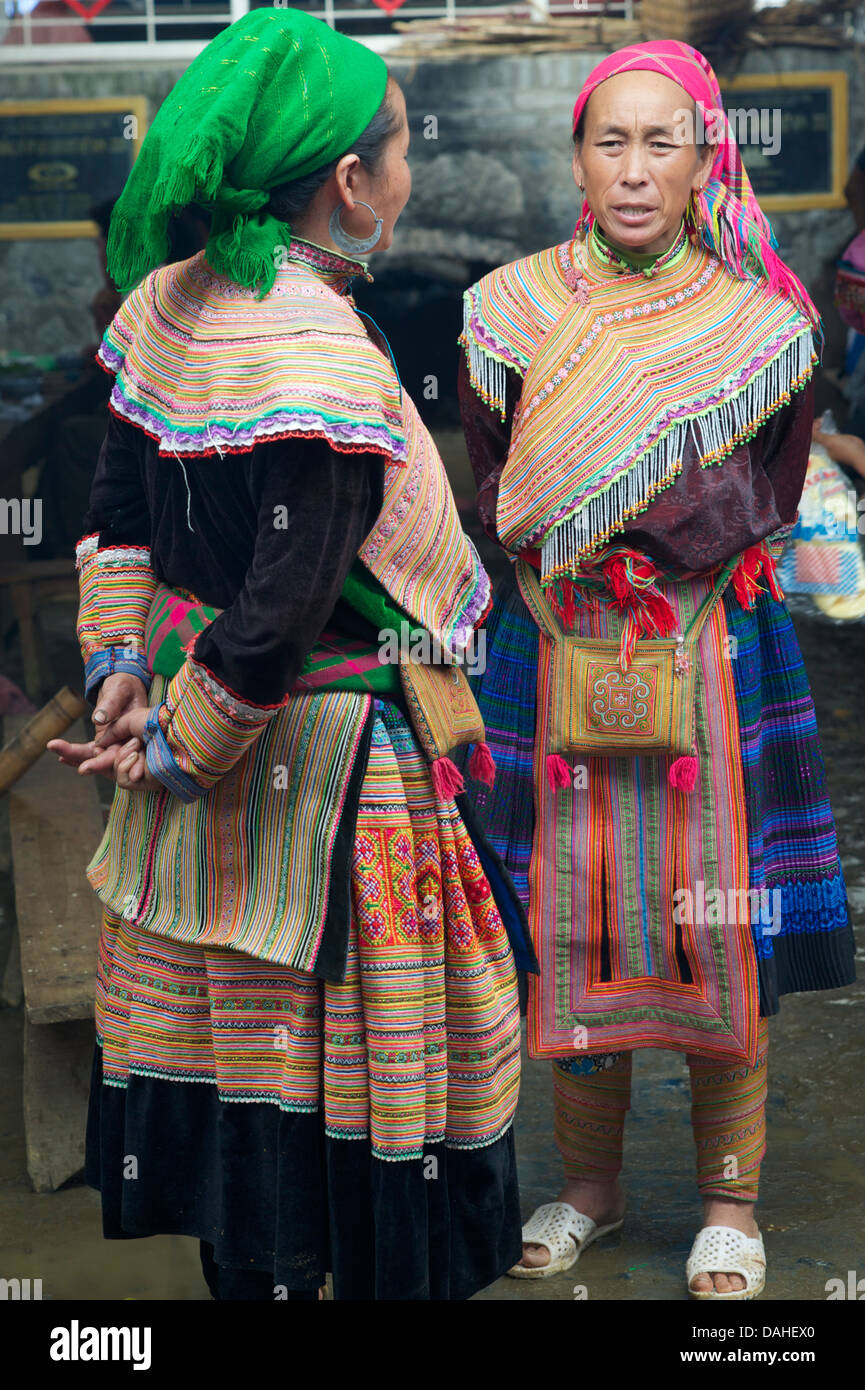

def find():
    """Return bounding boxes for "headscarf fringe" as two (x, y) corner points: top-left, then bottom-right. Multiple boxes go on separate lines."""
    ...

(177, 134), (225, 200)
(694, 183), (820, 333)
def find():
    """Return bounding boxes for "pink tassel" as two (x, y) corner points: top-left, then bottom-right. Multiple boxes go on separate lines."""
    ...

(546, 754), (572, 792)
(430, 755), (465, 801)
(468, 741), (496, 788)
(668, 756), (698, 793)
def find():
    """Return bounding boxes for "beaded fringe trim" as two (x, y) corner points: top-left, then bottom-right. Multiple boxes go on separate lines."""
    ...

(463, 335), (508, 416)
(460, 295), (525, 418)
(539, 328), (815, 581)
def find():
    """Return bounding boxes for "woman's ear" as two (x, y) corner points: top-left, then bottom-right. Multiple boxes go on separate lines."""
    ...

(572, 146), (584, 191)
(693, 144), (713, 191)
(334, 152), (362, 212)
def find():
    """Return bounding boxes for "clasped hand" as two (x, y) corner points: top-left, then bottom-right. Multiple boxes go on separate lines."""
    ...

(48, 673), (161, 791)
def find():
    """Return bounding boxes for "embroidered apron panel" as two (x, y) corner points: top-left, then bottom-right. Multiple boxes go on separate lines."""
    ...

(526, 573), (759, 1063)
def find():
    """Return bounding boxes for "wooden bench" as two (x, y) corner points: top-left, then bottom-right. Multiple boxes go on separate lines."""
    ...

(0, 560), (78, 704)
(3, 715), (104, 1191)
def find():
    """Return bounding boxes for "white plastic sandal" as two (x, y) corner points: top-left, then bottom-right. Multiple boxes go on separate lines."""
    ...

(507, 1201), (624, 1279)
(686, 1225), (766, 1300)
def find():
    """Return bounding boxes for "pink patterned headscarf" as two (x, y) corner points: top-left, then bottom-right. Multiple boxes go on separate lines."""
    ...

(572, 40), (819, 329)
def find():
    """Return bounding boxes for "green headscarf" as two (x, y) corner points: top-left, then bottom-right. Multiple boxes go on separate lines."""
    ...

(107, 9), (388, 298)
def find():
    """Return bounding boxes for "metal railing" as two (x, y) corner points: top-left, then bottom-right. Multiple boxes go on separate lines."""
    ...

(0, 0), (631, 64)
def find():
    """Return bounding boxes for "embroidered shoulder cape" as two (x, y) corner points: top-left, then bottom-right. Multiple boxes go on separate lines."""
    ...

(461, 232), (816, 582)
(101, 249), (489, 654)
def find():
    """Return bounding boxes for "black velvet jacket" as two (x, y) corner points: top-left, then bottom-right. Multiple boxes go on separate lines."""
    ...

(85, 410), (384, 707)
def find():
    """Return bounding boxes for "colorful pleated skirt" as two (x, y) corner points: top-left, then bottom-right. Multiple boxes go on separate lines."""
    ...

(85, 701), (523, 1299)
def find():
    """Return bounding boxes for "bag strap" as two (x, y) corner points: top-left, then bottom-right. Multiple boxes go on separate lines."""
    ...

(679, 555), (740, 648)
(515, 557), (563, 639)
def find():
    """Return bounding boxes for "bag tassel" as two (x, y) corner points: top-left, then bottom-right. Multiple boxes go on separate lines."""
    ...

(430, 755), (465, 801)
(732, 543), (783, 610)
(732, 548), (763, 610)
(601, 553), (678, 670)
(468, 740), (496, 788)
(547, 576), (577, 630)
(668, 755), (698, 793)
(546, 753), (572, 792)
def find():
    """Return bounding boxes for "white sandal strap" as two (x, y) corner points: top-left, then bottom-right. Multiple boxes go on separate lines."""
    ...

(521, 1202), (597, 1262)
(686, 1225), (766, 1294)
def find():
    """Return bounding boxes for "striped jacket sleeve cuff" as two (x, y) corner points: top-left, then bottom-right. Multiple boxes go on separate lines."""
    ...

(154, 658), (279, 792)
(84, 646), (152, 706)
(141, 705), (206, 803)
(76, 534), (158, 681)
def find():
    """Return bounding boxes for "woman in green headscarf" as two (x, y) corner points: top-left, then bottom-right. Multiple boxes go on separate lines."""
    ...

(50, 9), (527, 1301)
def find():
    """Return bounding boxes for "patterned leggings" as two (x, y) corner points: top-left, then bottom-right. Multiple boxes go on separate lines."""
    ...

(553, 1020), (769, 1202)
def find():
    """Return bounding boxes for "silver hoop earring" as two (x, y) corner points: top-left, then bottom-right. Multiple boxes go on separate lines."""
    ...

(329, 200), (382, 255)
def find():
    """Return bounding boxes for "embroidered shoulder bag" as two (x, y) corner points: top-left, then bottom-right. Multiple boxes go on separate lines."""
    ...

(517, 555), (738, 764)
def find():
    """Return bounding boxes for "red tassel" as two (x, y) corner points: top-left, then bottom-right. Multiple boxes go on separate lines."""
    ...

(560, 578), (576, 631)
(546, 753), (572, 792)
(732, 546), (763, 610)
(603, 555), (632, 602)
(619, 613), (638, 672)
(468, 740), (496, 788)
(640, 588), (678, 637)
(547, 578), (577, 630)
(430, 756), (465, 801)
(668, 755), (698, 793)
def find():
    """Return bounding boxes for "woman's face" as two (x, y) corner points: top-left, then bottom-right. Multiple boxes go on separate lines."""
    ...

(574, 71), (711, 256)
(345, 82), (411, 253)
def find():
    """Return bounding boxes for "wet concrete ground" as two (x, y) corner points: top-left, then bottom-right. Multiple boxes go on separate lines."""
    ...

(0, 434), (862, 1301)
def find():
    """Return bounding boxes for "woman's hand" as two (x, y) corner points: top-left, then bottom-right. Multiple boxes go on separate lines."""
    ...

(91, 672), (150, 747)
(812, 424), (865, 478)
(48, 707), (160, 791)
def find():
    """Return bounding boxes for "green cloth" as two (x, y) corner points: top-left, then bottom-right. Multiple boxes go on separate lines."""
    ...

(147, 562), (423, 697)
(107, 10), (388, 298)
(340, 560), (427, 642)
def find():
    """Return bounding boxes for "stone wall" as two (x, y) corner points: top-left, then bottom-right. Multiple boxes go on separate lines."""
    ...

(1, 40), (863, 359)
(0, 61), (188, 358)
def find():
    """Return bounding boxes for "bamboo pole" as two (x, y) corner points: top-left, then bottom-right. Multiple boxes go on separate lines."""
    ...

(0, 687), (88, 796)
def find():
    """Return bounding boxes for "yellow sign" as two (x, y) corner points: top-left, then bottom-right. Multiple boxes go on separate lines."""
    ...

(0, 96), (148, 239)
(720, 71), (848, 212)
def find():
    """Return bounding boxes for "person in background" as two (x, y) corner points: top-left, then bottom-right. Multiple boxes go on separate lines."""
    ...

(812, 421), (865, 478)
(844, 146), (865, 232)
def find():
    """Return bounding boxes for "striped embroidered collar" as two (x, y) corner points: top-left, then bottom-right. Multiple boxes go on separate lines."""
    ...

(461, 234), (816, 579)
(585, 219), (690, 280)
(279, 235), (373, 293)
(97, 249), (490, 656)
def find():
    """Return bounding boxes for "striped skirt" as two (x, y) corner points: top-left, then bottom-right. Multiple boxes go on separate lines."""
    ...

(86, 701), (523, 1299)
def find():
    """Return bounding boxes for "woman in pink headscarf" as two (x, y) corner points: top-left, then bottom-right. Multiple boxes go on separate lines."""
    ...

(459, 41), (853, 1299)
